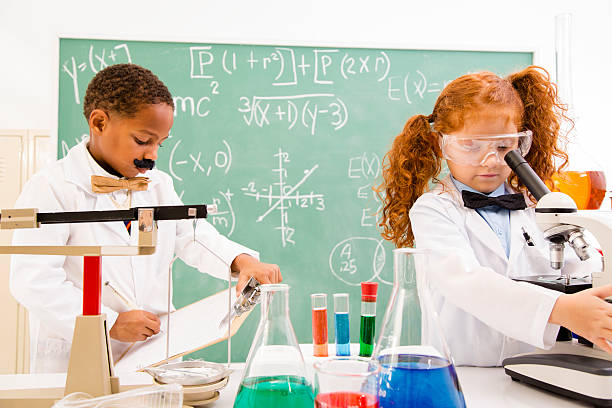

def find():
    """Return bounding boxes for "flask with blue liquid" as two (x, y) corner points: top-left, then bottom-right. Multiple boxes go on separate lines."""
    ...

(372, 248), (466, 408)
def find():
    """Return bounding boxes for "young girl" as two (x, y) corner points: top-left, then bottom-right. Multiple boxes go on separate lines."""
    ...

(377, 66), (612, 366)
(10, 64), (281, 373)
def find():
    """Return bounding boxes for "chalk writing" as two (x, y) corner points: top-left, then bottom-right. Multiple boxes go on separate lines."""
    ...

(238, 94), (347, 135)
(241, 148), (325, 247)
(168, 138), (232, 184)
(386, 71), (453, 103)
(208, 189), (236, 237)
(61, 44), (131, 104)
(328, 237), (387, 286)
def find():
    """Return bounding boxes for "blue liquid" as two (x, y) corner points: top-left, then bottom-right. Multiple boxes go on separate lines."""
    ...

(378, 354), (466, 408)
(334, 312), (350, 356)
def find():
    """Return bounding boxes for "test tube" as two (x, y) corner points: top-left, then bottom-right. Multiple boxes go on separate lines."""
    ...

(359, 282), (378, 357)
(333, 293), (350, 356)
(311, 293), (329, 357)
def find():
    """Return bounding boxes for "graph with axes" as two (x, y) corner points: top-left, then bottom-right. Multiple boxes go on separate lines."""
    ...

(241, 147), (326, 247)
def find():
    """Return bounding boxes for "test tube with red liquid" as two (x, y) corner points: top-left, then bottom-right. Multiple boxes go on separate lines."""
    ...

(311, 293), (329, 357)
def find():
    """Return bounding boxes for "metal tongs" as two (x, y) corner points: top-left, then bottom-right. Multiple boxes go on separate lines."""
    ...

(218, 277), (261, 329)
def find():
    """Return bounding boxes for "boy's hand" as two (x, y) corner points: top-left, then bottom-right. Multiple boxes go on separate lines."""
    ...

(109, 310), (161, 342)
(549, 285), (612, 353)
(232, 254), (282, 294)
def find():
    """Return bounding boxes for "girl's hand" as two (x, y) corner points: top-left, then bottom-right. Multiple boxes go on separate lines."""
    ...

(232, 254), (282, 294)
(549, 285), (612, 353)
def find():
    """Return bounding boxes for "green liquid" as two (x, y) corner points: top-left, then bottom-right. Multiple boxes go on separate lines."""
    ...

(360, 314), (376, 357)
(233, 375), (314, 408)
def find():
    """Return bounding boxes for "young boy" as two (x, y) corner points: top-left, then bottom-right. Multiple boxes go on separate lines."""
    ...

(9, 64), (281, 373)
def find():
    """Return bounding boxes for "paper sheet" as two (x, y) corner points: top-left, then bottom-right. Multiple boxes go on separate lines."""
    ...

(114, 288), (243, 372)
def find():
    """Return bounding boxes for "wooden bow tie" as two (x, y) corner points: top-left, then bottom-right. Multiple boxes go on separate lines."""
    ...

(90, 175), (150, 193)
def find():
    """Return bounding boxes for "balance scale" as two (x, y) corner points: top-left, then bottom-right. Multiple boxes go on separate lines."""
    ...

(0, 204), (215, 406)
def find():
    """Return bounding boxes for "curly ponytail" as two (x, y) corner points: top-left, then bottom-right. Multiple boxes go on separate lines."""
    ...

(377, 66), (570, 248)
(507, 66), (570, 193)
(375, 114), (442, 248)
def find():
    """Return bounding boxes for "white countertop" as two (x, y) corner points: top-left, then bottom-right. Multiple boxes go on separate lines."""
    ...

(0, 344), (594, 407)
(211, 364), (592, 407)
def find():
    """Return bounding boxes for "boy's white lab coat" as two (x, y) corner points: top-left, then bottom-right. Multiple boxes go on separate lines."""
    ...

(9, 140), (257, 373)
(410, 176), (597, 366)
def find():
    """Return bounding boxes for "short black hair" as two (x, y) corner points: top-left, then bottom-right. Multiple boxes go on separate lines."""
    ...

(83, 63), (174, 120)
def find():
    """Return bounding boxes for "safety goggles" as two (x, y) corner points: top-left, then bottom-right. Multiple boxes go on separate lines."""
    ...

(440, 130), (533, 167)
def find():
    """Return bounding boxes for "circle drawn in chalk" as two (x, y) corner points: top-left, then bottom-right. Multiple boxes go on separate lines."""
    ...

(371, 239), (391, 286)
(329, 237), (386, 286)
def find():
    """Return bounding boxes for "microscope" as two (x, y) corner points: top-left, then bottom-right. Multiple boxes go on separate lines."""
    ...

(502, 150), (612, 407)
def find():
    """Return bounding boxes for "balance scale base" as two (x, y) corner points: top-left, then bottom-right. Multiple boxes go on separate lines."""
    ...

(64, 314), (119, 397)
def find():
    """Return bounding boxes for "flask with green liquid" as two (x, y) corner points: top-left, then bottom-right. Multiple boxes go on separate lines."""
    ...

(234, 284), (314, 408)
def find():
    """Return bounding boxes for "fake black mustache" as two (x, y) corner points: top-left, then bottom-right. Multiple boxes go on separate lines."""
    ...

(134, 158), (155, 170)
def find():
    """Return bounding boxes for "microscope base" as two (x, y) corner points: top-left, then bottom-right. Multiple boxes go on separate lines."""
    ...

(503, 343), (612, 407)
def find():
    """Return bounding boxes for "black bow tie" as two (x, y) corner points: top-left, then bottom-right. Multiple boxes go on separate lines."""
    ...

(461, 190), (527, 210)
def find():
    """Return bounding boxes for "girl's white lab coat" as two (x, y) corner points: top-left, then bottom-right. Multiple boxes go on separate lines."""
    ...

(410, 176), (597, 366)
(9, 140), (257, 373)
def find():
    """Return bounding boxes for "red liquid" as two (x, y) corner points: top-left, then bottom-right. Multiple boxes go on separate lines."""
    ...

(83, 256), (101, 315)
(315, 391), (378, 408)
(312, 307), (328, 356)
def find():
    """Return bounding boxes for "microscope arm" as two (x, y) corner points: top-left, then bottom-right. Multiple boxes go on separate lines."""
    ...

(537, 210), (612, 288)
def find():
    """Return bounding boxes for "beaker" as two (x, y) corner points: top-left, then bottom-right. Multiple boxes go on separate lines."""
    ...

(373, 248), (466, 408)
(234, 284), (314, 408)
(314, 357), (380, 408)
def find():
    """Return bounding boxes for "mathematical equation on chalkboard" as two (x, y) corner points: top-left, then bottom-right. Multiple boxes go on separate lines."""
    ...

(61, 43), (452, 109)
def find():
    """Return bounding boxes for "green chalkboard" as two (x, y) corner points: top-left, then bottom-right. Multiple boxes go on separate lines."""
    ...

(57, 38), (532, 362)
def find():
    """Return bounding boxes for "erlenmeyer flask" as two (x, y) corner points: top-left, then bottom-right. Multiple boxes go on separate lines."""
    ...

(234, 284), (314, 408)
(373, 248), (466, 408)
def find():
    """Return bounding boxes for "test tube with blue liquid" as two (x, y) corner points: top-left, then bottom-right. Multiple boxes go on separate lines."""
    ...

(333, 293), (350, 356)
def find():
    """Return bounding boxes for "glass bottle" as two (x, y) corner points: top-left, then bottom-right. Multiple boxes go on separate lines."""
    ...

(373, 248), (466, 408)
(234, 284), (314, 408)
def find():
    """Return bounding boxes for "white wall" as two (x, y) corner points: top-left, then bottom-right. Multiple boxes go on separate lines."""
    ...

(1, 0), (611, 180)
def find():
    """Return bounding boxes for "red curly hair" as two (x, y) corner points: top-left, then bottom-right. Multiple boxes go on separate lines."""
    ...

(376, 66), (570, 248)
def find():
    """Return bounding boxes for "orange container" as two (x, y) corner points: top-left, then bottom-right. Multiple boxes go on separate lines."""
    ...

(551, 171), (607, 210)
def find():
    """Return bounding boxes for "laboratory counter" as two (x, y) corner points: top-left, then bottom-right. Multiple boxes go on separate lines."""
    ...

(0, 363), (592, 407)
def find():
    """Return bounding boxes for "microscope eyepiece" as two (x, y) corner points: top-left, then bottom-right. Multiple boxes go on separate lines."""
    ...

(504, 150), (551, 201)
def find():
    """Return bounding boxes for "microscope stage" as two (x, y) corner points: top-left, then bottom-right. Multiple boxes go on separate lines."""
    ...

(512, 275), (592, 294)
